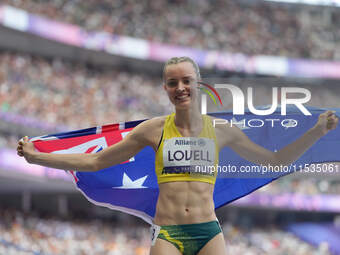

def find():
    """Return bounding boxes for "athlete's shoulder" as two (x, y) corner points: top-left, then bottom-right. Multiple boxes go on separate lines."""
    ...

(205, 115), (229, 130)
(206, 115), (238, 148)
(131, 115), (168, 149)
(138, 115), (168, 130)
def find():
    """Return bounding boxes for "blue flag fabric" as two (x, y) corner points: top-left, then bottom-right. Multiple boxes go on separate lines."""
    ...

(31, 106), (340, 224)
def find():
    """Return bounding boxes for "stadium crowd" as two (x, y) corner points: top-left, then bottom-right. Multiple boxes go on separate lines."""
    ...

(1, 1), (339, 254)
(259, 175), (340, 195)
(0, 208), (150, 255)
(0, 52), (171, 130)
(1, 52), (340, 132)
(223, 223), (332, 255)
(0, 208), (332, 255)
(2, 0), (340, 60)
(1, 51), (340, 198)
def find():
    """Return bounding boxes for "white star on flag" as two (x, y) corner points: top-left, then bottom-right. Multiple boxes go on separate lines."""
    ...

(115, 173), (148, 189)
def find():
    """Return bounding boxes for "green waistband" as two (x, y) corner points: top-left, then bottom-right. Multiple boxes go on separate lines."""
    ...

(160, 220), (218, 230)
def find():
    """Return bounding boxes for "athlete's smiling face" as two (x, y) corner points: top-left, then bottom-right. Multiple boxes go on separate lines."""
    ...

(163, 62), (199, 109)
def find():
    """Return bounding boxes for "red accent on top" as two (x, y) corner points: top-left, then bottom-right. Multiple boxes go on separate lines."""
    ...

(102, 124), (119, 133)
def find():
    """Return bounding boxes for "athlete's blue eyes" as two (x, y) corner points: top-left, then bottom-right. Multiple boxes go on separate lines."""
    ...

(167, 79), (195, 87)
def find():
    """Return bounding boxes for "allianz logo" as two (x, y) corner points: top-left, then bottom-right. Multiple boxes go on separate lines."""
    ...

(174, 138), (206, 146)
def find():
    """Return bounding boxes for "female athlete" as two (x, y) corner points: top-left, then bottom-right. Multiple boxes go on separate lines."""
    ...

(17, 57), (338, 255)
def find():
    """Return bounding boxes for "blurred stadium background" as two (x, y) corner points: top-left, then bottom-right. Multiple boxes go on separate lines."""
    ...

(1, 0), (340, 254)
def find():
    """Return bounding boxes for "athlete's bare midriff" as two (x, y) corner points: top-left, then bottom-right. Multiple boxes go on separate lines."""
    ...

(146, 116), (218, 226)
(153, 181), (216, 225)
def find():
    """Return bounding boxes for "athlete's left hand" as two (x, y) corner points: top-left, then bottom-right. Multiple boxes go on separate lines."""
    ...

(313, 110), (339, 136)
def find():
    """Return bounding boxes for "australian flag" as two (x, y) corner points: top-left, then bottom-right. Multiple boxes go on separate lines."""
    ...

(30, 106), (340, 224)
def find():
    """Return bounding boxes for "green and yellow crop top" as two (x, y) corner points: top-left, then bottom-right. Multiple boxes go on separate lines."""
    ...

(155, 113), (219, 184)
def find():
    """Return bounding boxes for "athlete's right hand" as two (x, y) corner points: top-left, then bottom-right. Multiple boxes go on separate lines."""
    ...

(17, 136), (36, 163)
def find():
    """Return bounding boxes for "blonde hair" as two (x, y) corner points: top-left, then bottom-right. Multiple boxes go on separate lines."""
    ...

(163, 56), (201, 81)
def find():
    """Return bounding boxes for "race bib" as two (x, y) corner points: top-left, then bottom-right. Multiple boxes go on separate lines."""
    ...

(162, 137), (215, 174)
